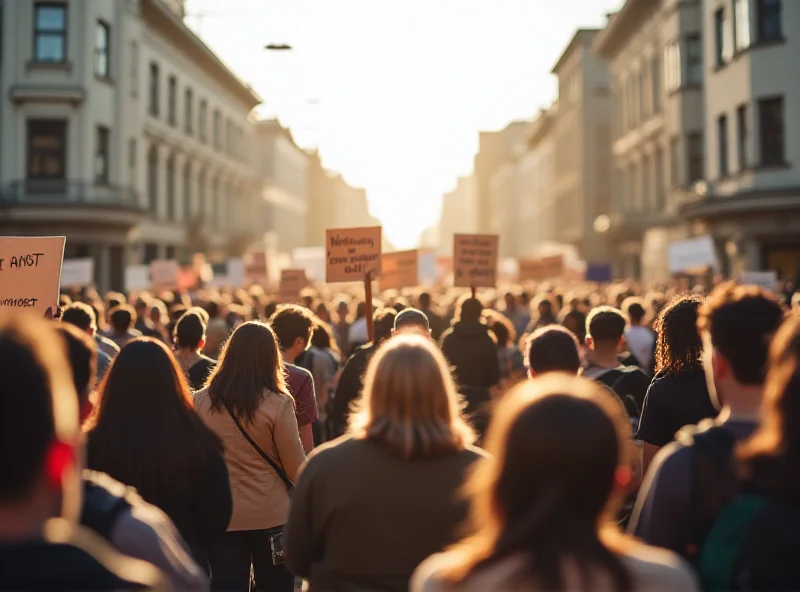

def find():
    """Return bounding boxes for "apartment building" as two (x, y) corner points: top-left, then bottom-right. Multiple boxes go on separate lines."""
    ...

(681, 0), (800, 279)
(595, 0), (703, 281)
(551, 30), (612, 262)
(439, 175), (477, 256)
(0, 0), (262, 290)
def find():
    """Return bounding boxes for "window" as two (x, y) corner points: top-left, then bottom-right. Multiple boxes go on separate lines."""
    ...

(212, 177), (220, 228)
(94, 21), (110, 78)
(686, 35), (702, 84)
(670, 137), (681, 187)
(197, 168), (206, 218)
(758, 96), (785, 166)
(33, 3), (67, 63)
(213, 109), (221, 150)
(737, 104), (748, 170)
(148, 62), (159, 117)
(226, 119), (233, 154)
(638, 69), (647, 118)
(166, 154), (175, 220)
(687, 132), (704, 183)
(718, 115), (729, 177)
(95, 126), (110, 184)
(27, 120), (67, 180)
(655, 146), (665, 211)
(147, 145), (158, 214)
(664, 42), (681, 92)
(733, 0), (751, 51)
(184, 88), (193, 135)
(183, 162), (192, 221)
(651, 54), (661, 113)
(198, 99), (207, 143)
(167, 76), (177, 126)
(130, 41), (138, 97)
(128, 138), (137, 187)
(714, 8), (730, 67)
(642, 154), (651, 209)
(757, 0), (783, 42)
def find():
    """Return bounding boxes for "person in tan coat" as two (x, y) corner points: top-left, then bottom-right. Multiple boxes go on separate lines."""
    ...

(195, 321), (306, 592)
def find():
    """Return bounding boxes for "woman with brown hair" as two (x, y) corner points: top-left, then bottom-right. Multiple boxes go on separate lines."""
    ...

(412, 374), (697, 592)
(284, 333), (486, 591)
(194, 321), (306, 592)
(85, 338), (232, 574)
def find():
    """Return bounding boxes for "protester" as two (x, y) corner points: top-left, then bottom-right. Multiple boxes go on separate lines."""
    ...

(174, 309), (217, 392)
(629, 283), (785, 562)
(0, 313), (168, 590)
(418, 292), (446, 341)
(133, 296), (163, 340)
(203, 299), (229, 359)
(285, 334), (486, 591)
(297, 322), (341, 443)
(332, 299), (351, 354)
(393, 307), (432, 335)
(486, 311), (525, 384)
(330, 308), (398, 438)
(623, 297), (656, 374)
(195, 321), (306, 592)
(502, 291), (530, 339)
(440, 296), (502, 439)
(637, 295), (716, 468)
(149, 300), (172, 343)
(347, 301), (370, 354)
(526, 325), (582, 377)
(85, 338), (232, 572)
(269, 304), (319, 452)
(106, 304), (140, 349)
(61, 302), (113, 382)
(411, 374), (697, 592)
(524, 295), (557, 334)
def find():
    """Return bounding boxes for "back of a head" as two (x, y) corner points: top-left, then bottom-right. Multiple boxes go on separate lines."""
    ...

(351, 334), (474, 459)
(174, 311), (207, 351)
(527, 326), (581, 375)
(458, 296), (483, 323)
(418, 292), (432, 309)
(104, 292), (125, 312)
(61, 302), (97, 333)
(268, 304), (316, 352)
(623, 298), (647, 325)
(55, 324), (98, 408)
(586, 306), (626, 346)
(488, 315), (514, 347)
(393, 307), (430, 334)
(654, 295), (704, 375)
(0, 314), (79, 510)
(698, 282), (786, 385)
(108, 305), (134, 334)
(373, 307), (398, 343)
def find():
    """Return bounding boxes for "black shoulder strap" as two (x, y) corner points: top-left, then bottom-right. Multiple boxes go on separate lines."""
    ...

(224, 404), (293, 491)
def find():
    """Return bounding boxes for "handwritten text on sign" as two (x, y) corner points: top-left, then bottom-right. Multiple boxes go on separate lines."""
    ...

(454, 234), (498, 288)
(325, 226), (382, 283)
(381, 250), (419, 291)
(0, 236), (66, 314)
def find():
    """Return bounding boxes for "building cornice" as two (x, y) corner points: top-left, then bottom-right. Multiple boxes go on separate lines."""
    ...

(594, 0), (660, 59)
(551, 29), (600, 74)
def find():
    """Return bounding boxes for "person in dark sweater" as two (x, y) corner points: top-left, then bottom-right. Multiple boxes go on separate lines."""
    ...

(86, 338), (232, 573)
(440, 296), (501, 439)
(173, 309), (217, 392)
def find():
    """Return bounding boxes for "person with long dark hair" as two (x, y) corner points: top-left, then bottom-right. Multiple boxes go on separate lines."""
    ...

(412, 374), (697, 592)
(85, 338), (232, 573)
(195, 321), (306, 592)
(637, 296), (717, 468)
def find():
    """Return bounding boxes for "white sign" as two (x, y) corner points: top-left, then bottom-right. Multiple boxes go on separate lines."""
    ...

(740, 271), (778, 292)
(668, 236), (718, 274)
(124, 265), (151, 292)
(292, 247), (326, 283)
(60, 258), (94, 288)
(418, 251), (438, 285)
(150, 259), (180, 290)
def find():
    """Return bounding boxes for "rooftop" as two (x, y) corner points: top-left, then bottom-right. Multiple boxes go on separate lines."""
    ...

(551, 29), (601, 74)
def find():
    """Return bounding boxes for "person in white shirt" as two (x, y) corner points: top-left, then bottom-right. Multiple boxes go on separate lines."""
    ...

(624, 299), (655, 373)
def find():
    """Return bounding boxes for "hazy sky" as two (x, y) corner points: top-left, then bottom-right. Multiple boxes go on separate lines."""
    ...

(186, 0), (622, 248)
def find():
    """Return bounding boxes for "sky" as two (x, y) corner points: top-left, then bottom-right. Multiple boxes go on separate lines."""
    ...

(186, 0), (622, 249)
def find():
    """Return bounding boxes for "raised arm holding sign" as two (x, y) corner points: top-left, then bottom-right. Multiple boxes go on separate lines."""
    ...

(0, 236), (66, 315)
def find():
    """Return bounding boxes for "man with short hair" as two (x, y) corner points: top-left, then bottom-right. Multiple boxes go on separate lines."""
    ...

(269, 304), (319, 452)
(393, 307), (431, 336)
(623, 298), (655, 375)
(417, 292), (445, 341)
(0, 314), (167, 590)
(61, 302), (113, 382)
(526, 325), (582, 377)
(629, 283), (786, 560)
(107, 305), (139, 349)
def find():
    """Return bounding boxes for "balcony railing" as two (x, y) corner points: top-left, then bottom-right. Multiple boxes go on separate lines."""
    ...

(1, 179), (143, 209)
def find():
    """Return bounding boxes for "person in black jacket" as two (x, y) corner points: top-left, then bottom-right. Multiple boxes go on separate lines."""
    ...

(439, 296), (501, 439)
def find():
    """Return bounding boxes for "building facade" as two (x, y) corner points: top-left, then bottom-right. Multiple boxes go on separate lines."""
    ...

(550, 30), (613, 263)
(0, 0), (263, 290)
(681, 0), (800, 280)
(438, 175), (478, 257)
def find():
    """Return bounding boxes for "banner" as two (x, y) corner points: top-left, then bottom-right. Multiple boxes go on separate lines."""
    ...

(381, 250), (419, 291)
(325, 226), (382, 283)
(740, 270), (778, 292)
(668, 236), (718, 274)
(453, 234), (498, 288)
(518, 255), (564, 282)
(61, 257), (95, 288)
(124, 265), (150, 292)
(0, 236), (65, 315)
(585, 262), (613, 283)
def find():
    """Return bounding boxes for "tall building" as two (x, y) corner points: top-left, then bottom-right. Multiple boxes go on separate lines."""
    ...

(551, 29), (612, 262)
(305, 149), (336, 247)
(439, 175), (478, 256)
(595, 0), (703, 281)
(0, 0), (263, 290)
(681, 0), (800, 279)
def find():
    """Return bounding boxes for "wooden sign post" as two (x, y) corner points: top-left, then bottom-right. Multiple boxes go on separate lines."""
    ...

(325, 226), (382, 342)
(453, 234), (499, 298)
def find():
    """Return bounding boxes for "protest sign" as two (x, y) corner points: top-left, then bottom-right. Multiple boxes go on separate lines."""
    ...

(453, 234), (498, 288)
(740, 270), (778, 292)
(278, 269), (308, 302)
(668, 236), (718, 274)
(124, 265), (150, 292)
(149, 259), (180, 290)
(325, 226), (382, 283)
(245, 250), (268, 285)
(518, 255), (566, 282)
(0, 236), (65, 315)
(381, 250), (419, 291)
(61, 258), (95, 288)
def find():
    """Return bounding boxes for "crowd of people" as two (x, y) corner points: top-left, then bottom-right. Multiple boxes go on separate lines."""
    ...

(2, 276), (800, 591)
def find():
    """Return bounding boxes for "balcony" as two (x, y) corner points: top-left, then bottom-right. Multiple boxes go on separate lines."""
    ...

(0, 180), (147, 229)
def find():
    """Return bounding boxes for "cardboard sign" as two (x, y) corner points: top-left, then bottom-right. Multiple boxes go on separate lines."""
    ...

(149, 259), (180, 290)
(61, 258), (95, 288)
(380, 250), (420, 291)
(453, 234), (498, 288)
(668, 236), (718, 274)
(125, 265), (151, 292)
(278, 269), (308, 302)
(246, 250), (268, 284)
(740, 270), (778, 292)
(0, 236), (65, 315)
(518, 255), (565, 282)
(325, 226), (382, 283)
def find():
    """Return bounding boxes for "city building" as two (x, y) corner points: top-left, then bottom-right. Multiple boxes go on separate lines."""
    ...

(0, 0), (263, 290)
(595, 0), (703, 281)
(253, 119), (309, 256)
(305, 149), (336, 247)
(681, 0), (800, 280)
(550, 29), (613, 263)
(438, 175), (478, 256)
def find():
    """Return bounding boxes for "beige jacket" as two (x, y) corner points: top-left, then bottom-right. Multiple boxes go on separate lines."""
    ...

(194, 388), (306, 531)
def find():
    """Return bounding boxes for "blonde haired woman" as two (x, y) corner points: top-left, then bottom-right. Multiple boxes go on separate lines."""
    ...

(283, 334), (487, 591)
